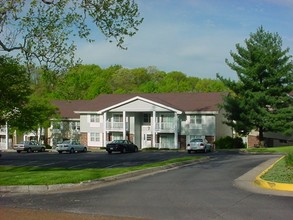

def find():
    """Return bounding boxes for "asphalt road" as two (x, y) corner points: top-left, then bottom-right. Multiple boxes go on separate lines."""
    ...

(0, 151), (292, 220)
(0, 150), (210, 168)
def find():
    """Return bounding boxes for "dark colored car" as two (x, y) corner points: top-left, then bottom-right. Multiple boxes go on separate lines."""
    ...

(106, 140), (138, 154)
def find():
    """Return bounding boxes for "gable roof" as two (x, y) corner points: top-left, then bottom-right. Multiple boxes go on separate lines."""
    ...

(51, 100), (89, 119)
(52, 92), (228, 118)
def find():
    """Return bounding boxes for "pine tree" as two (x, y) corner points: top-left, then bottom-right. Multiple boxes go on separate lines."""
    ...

(217, 27), (293, 146)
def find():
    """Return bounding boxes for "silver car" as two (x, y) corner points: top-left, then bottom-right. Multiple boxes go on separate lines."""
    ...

(187, 138), (212, 153)
(13, 141), (46, 153)
(56, 140), (87, 154)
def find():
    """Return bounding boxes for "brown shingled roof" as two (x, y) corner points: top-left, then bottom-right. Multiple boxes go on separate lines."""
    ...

(52, 92), (227, 118)
(51, 100), (89, 119)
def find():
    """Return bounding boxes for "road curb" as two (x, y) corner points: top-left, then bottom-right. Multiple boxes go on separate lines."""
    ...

(0, 157), (209, 194)
(254, 155), (293, 192)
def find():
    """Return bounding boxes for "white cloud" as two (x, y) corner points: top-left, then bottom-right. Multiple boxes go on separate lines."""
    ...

(75, 0), (292, 81)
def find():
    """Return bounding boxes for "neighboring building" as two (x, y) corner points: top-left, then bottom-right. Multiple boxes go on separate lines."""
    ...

(51, 92), (232, 149)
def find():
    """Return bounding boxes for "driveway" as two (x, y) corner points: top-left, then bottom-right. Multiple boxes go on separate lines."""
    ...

(1, 153), (292, 220)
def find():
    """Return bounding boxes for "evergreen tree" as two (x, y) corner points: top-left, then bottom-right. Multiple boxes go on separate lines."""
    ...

(217, 27), (293, 146)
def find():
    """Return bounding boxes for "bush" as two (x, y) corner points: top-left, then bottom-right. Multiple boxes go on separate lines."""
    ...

(285, 152), (293, 167)
(214, 136), (245, 149)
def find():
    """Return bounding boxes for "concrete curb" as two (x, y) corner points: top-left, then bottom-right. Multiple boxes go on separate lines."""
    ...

(254, 156), (293, 192)
(0, 157), (209, 194)
(234, 156), (293, 197)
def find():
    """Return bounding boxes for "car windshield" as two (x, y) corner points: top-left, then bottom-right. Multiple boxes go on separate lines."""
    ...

(190, 139), (203, 142)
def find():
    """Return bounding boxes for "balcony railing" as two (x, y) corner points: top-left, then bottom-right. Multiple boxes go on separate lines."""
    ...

(106, 122), (129, 131)
(155, 122), (176, 132)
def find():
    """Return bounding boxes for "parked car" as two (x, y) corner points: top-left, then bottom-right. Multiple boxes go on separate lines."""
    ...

(13, 141), (46, 153)
(186, 138), (212, 153)
(56, 140), (87, 154)
(106, 140), (138, 154)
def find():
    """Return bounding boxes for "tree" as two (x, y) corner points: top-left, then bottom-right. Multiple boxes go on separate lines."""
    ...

(0, 0), (143, 72)
(217, 27), (293, 146)
(9, 95), (58, 142)
(0, 55), (31, 124)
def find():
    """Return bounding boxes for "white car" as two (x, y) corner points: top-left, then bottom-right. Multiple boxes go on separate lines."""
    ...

(13, 141), (46, 153)
(56, 140), (87, 154)
(187, 138), (212, 153)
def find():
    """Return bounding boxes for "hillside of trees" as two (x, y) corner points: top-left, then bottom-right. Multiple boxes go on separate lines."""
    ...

(32, 64), (229, 100)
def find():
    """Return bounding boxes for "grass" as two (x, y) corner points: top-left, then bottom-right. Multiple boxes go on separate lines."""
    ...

(261, 156), (293, 184)
(244, 146), (293, 184)
(243, 146), (293, 154)
(0, 156), (204, 185)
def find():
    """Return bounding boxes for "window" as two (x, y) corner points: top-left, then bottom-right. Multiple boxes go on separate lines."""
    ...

(196, 115), (202, 124)
(90, 132), (100, 142)
(113, 114), (123, 122)
(90, 115), (99, 123)
(190, 115), (202, 124)
(143, 113), (151, 124)
(71, 122), (80, 131)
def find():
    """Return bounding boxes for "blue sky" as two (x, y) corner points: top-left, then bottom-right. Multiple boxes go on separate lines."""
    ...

(76, 0), (293, 80)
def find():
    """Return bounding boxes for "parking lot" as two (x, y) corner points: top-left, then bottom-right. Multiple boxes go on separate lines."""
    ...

(0, 150), (208, 169)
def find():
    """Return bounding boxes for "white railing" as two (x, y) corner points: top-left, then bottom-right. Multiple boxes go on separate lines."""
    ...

(106, 122), (129, 131)
(189, 124), (203, 129)
(155, 122), (176, 132)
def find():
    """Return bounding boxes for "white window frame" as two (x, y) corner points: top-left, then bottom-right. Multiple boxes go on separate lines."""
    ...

(90, 132), (100, 142)
(90, 115), (100, 123)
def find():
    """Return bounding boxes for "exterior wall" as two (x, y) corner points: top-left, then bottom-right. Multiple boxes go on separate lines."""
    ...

(248, 130), (293, 147)
(215, 108), (233, 139)
(49, 120), (80, 146)
(181, 114), (217, 144)
(80, 132), (87, 147)
(248, 135), (259, 147)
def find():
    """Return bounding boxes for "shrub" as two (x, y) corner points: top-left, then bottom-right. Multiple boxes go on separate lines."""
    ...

(285, 152), (293, 167)
(214, 136), (245, 149)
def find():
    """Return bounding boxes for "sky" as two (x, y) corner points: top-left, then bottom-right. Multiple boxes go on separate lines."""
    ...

(76, 0), (293, 80)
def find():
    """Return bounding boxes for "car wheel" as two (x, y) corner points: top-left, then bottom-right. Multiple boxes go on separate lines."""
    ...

(204, 147), (208, 153)
(69, 148), (74, 154)
(17, 150), (21, 153)
(187, 150), (191, 154)
(107, 150), (112, 154)
(134, 147), (138, 152)
(121, 148), (126, 154)
(83, 147), (87, 153)
(40, 147), (45, 152)
(58, 151), (63, 154)
(27, 148), (32, 153)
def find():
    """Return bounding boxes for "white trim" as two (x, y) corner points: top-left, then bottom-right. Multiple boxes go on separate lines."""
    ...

(75, 96), (182, 115)
(185, 111), (218, 115)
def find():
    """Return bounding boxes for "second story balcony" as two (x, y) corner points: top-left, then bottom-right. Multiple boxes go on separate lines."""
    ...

(155, 122), (176, 132)
(106, 122), (129, 131)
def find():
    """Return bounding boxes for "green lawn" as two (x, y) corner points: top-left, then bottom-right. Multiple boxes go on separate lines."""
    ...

(244, 146), (293, 184)
(261, 157), (293, 183)
(243, 145), (293, 154)
(0, 156), (204, 185)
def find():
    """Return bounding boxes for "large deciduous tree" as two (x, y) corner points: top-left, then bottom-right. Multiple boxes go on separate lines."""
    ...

(0, 0), (143, 72)
(217, 27), (293, 146)
(0, 55), (31, 123)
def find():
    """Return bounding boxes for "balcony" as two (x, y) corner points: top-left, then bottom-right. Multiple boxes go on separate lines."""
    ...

(106, 122), (129, 131)
(155, 122), (176, 132)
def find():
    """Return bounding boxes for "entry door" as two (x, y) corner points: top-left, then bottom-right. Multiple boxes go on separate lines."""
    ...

(141, 126), (152, 148)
